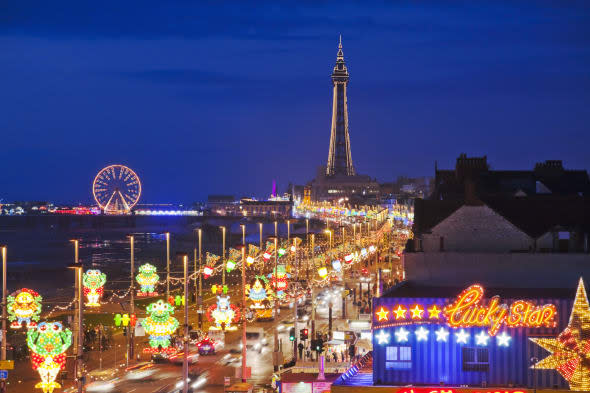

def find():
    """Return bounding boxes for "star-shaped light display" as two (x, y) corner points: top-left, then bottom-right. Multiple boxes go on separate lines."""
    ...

(496, 331), (511, 347)
(393, 305), (407, 320)
(376, 307), (389, 321)
(415, 326), (429, 341)
(531, 278), (590, 391)
(435, 327), (449, 342)
(427, 305), (441, 319)
(410, 305), (424, 319)
(475, 331), (489, 346)
(455, 329), (469, 344)
(375, 329), (390, 345)
(395, 327), (409, 343)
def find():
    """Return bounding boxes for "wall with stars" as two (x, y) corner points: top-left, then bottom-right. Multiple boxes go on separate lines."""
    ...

(372, 294), (571, 388)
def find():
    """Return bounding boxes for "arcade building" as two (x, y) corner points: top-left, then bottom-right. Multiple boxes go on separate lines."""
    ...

(332, 278), (590, 393)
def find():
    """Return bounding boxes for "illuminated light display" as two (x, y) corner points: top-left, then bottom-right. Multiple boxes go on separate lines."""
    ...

(455, 329), (470, 344)
(290, 245), (296, 253)
(435, 327), (449, 342)
(360, 248), (367, 258)
(136, 263), (159, 296)
(410, 304), (424, 319)
(227, 248), (241, 272)
(369, 245), (376, 253)
(211, 285), (228, 295)
(7, 288), (42, 329)
(444, 284), (556, 336)
(496, 331), (511, 347)
(207, 295), (240, 331)
(226, 260), (236, 272)
(475, 330), (489, 346)
(246, 256), (255, 265)
(428, 304), (441, 319)
(375, 330), (390, 345)
(318, 267), (328, 279)
(395, 327), (409, 343)
(83, 269), (106, 307)
(269, 265), (290, 299)
(395, 389), (526, 393)
(203, 266), (214, 279)
(141, 300), (179, 352)
(27, 322), (72, 393)
(92, 164), (141, 214)
(393, 305), (407, 320)
(376, 307), (389, 321)
(332, 259), (342, 272)
(415, 326), (429, 341)
(530, 278), (590, 391)
(344, 254), (353, 263)
(278, 248), (286, 257)
(246, 276), (271, 305)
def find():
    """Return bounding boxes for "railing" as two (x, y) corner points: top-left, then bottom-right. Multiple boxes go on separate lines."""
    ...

(332, 351), (373, 385)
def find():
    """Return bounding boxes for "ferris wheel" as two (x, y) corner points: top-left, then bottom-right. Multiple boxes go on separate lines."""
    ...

(92, 165), (141, 214)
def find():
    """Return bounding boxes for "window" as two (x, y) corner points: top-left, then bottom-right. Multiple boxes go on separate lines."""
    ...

(385, 346), (412, 370)
(462, 347), (489, 371)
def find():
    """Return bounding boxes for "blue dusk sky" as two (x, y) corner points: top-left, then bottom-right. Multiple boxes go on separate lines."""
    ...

(1, 1), (589, 203)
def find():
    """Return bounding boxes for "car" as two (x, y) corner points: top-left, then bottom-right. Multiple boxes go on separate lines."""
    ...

(196, 337), (216, 355)
(169, 351), (199, 364)
(155, 372), (208, 393)
(84, 379), (121, 392)
(124, 362), (157, 381)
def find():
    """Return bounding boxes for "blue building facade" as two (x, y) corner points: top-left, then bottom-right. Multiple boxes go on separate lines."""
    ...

(372, 282), (574, 389)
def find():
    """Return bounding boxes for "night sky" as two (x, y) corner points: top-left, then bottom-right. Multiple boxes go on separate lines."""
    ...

(1, 1), (589, 204)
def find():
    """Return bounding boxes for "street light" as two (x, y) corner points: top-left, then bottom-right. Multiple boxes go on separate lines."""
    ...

(1, 246), (7, 364)
(286, 219), (290, 242)
(259, 222), (263, 249)
(128, 235), (135, 361)
(324, 229), (333, 249)
(240, 244), (248, 382)
(67, 259), (83, 393)
(165, 232), (170, 299)
(197, 228), (203, 329)
(220, 226), (226, 286)
(180, 253), (189, 393)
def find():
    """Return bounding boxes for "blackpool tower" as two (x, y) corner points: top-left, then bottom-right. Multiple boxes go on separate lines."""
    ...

(326, 36), (355, 177)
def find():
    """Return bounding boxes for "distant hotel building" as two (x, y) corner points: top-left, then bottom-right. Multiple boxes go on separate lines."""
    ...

(306, 38), (379, 202)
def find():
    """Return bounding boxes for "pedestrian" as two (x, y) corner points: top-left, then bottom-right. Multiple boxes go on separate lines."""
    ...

(298, 342), (304, 359)
(333, 351), (338, 363)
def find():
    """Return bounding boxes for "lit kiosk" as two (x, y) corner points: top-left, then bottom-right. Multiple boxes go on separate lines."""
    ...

(332, 279), (590, 393)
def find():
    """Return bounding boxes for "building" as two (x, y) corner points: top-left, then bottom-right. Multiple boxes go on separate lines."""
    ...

(308, 38), (380, 203)
(433, 155), (590, 200)
(239, 199), (293, 218)
(207, 195), (239, 216)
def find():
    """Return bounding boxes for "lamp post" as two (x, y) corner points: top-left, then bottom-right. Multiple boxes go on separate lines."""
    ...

(324, 229), (333, 249)
(271, 236), (279, 371)
(67, 260), (83, 393)
(198, 229), (203, 330)
(286, 220), (290, 242)
(305, 219), (309, 245)
(165, 232), (170, 299)
(129, 235), (135, 360)
(274, 221), (278, 238)
(241, 224), (246, 246)
(181, 254), (189, 393)
(240, 244), (247, 382)
(220, 226), (226, 286)
(259, 223), (263, 249)
(1, 246), (6, 364)
(292, 238), (298, 363)
(310, 234), (316, 338)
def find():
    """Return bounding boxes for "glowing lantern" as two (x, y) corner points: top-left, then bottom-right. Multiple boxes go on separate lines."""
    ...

(136, 263), (159, 296)
(27, 322), (72, 393)
(246, 256), (255, 265)
(268, 265), (290, 299)
(82, 270), (106, 307)
(226, 260), (236, 272)
(369, 245), (376, 253)
(344, 254), (353, 263)
(207, 295), (240, 331)
(332, 259), (342, 272)
(278, 248), (286, 257)
(203, 266), (214, 279)
(360, 248), (368, 258)
(318, 267), (328, 278)
(263, 252), (272, 260)
(290, 245), (296, 253)
(141, 300), (179, 353)
(7, 288), (42, 329)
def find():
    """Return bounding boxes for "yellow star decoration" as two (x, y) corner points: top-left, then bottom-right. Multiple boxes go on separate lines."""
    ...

(393, 305), (407, 320)
(376, 307), (389, 321)
(428, 304), (441, 319)
(410, 305), (424, 319)
(531, 278), (590, 391)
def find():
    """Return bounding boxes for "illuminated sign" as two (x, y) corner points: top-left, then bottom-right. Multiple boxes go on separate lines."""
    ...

(395, 389), (527, 393)
(374, 284), (557, 336)
(444, 285), (556, 336)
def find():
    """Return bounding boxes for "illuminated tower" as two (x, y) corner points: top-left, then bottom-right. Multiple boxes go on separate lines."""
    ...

(326, 36), (355, 177)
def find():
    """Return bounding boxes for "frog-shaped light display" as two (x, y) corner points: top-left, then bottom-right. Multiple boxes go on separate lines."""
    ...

(27, 322), (72, 393)
(83, 269), (106, 307)
(136, 263), (159, 296)
(141, 299), (179, 353)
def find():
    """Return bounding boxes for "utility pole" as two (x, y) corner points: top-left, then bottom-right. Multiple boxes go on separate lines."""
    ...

(220, 226), (226, 286)
(165, 232), (170, 299)
(241, 244), (247, 382)
(293, 238), (298, 363)
(259, 223), (263, 249)
(129, 235), (135, 360)
(310, 234), (316, 338)
(68, 252), (84, 393)
(1, 246), (7, 363)
(182, 254), (189, 393)
(198, 229), (203, 330)
(194, 230), (198, 306)
(286, 220), (290, 242)
(272, 236), (279, 371)
(241, 224), (246, 246)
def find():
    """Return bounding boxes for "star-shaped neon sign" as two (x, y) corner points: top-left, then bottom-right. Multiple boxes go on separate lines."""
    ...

(475, 331), (489, 346)
(393, 305), (407, 320)
(435, 327), (449, 342)
(415, 326), (429, 341)
(455, 329), (469, 344)
(395, 327), (409, 343)
(375, 330), (390, 345)
(427, 305), (441, 319)
(496, 331), (511, 347)
(376, 307), (389, 321)
(410, 305), (424, 319)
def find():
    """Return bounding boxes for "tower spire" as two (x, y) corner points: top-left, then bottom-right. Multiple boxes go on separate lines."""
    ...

(326, 36), (354, 177)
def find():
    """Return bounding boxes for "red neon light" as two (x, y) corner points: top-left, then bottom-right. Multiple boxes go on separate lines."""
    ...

(395, 389), (527, 393)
